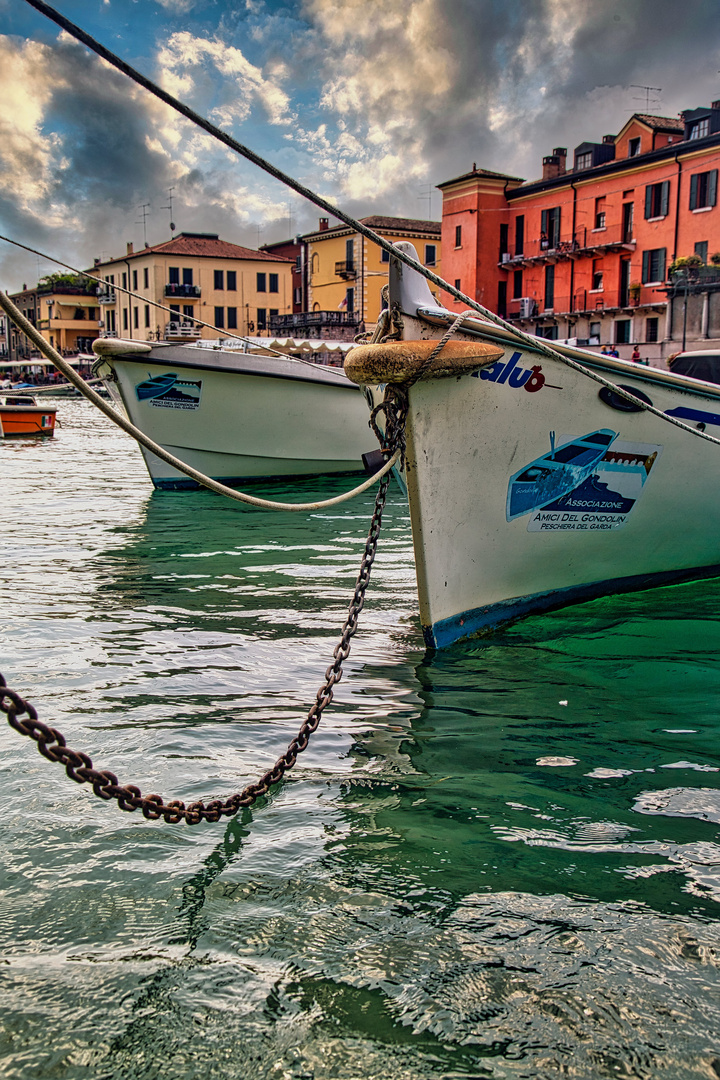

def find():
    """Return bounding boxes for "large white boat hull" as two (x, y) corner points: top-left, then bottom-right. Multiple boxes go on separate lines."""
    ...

(93, 342), (374, 489)
(348, 244), (720, 647)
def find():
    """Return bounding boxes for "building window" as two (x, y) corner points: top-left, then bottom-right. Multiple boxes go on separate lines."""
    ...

(144, 304), (150, 327)
(122, 272), (127, 290)
(227, 271), (237, 291)
(646, 317), (659, 343)
(269, 308), (278, 321)
(515, 215), (524, 256)
(499, 223), (509, 259)
(629, 137), (641, 157)
(454, 279), (461, 290)
(257, 308), (267, 330)
(540, 207), (561, 248)
(143, 267), (149, 289)
(513, 269), (523, 299)
(576, 151), (592, 171)
(544, 264), (555, 309)
(644, 181), (670, 219)
(257, 273), (266, 292)
(695, 241), (709, 263)
(689, 117), (710, 140)
(227, 307), (237, 329)
(182, 268), (193, 286)
(424, 244), (436, 266)
(642, 248), (666, 284)
(133, 306), (139, 329)
(214, 306), (224, 329)
(589, 321), (601, 344)
(689, 170), (718, 210)
(345, 239), (354, 268)
(594, 196), (606, 230)
(132, 270), (138, 291)
(123, 308), (128, 330)
(345, 288), (354, 313)
(615, 320), (631, 344)
(295, 255), (302, 270)
(381, 248), (390, 263)
(591, 259), (604, 291)
(269, 273), (278, 293)
(214, 269), (224, 290)
(455, 225), (462, 248)
(183, 305), (193, 318)
(293, 288), (301, 304)
(169, 267), (179, 284)
(537, 324), (558, 340)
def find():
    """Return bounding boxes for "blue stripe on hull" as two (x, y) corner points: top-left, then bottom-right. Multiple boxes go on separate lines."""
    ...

(424, 562), (720, 649)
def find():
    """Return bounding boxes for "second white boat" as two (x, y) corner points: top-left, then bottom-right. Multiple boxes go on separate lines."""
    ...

(92, 338), (375, 489)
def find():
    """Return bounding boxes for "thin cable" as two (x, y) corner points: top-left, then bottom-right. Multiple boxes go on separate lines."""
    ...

(0, 289), (399, 510)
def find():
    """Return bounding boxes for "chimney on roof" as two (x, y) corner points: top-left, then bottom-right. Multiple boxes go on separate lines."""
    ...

(126, 241), (133, 255)
(543, 148), (566, 180)
(602, 134), (615, 144)
(94, 257), (100, 266)
(712, 100), (720, 111)
(319, 217), (329, 231)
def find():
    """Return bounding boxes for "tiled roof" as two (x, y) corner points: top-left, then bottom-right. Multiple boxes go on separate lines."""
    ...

(358, 215), (441, 234)
(634, 114), (684, 132)
(437, 167), (525, 188)
(304, 215), (440, 239)
(101, 233), (290, 265)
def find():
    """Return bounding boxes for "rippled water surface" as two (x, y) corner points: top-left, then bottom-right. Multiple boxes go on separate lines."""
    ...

(3, 399), (720, 1078)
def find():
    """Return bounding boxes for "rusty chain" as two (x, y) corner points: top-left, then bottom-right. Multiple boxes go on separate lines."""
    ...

(1, 387), (408, 826)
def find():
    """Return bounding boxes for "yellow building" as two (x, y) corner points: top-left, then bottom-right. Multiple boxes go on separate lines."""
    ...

(7, 276), (99, 361)
(304, 215), (441, 333)
(93, 232), (293, 342)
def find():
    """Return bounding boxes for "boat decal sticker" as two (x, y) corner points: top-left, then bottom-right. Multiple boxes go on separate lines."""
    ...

(506, 430), (662, 532)
(471, 351), (547, 392)
(135, 373), (202, 410)
(665, 406), (720, 427)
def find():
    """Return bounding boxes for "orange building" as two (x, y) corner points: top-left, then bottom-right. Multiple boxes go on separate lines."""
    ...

(439, 104), (720, 363)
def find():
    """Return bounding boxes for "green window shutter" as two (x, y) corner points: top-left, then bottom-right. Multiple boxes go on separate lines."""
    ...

(690, 174), (699, 211)
(709, 170), (718, 207)
(658, 248), (666, 281)
(660, 181), (670, 217)
(642, 250), (650, 283)
(541, 209), (548, 236)
(644, 186), (653, 218)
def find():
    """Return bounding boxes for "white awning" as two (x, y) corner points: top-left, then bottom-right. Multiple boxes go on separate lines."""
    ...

(194, 336), (356, 354)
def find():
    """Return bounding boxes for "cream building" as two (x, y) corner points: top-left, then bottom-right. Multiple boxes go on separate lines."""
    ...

(93, 231), (293, 342)
(303, 215), (442, 334)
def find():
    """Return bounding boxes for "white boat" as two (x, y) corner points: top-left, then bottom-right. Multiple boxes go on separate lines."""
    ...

(346, 243), (720, 648)
(92, 338), (374, 489)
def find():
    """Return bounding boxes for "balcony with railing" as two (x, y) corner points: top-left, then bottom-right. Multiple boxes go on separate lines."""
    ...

(164, 322), (202, 340)
(164, 283), (201, 298)
(500, 224), (636, 266)
(506, 288), (665, 320)
(97, 289), (117, 304)
(334, 260), (357, 279)
(270, 311), (361, 332)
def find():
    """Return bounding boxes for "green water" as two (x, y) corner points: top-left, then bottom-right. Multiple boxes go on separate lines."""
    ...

(2, 399), (720, 1078)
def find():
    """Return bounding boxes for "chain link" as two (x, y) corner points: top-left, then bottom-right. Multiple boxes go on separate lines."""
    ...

(1, 387), (407, 826)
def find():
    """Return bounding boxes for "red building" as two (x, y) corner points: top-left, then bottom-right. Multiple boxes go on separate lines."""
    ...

(438, 103), (720, 363)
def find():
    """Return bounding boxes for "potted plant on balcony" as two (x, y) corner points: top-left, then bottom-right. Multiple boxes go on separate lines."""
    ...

(628, 282), (641, 306)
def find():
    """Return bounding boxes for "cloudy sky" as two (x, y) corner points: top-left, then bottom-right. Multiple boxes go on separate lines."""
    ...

(0, 0), (719, 289)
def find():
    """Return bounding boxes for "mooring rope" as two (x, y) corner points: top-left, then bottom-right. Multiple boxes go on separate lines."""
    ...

(0, 290), (399, 511)
(20, 0), (720, 451)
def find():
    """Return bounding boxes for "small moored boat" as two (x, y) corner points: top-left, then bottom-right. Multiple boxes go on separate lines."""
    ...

(0, 395), (57, 437)
(92, 338), (375, 489)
